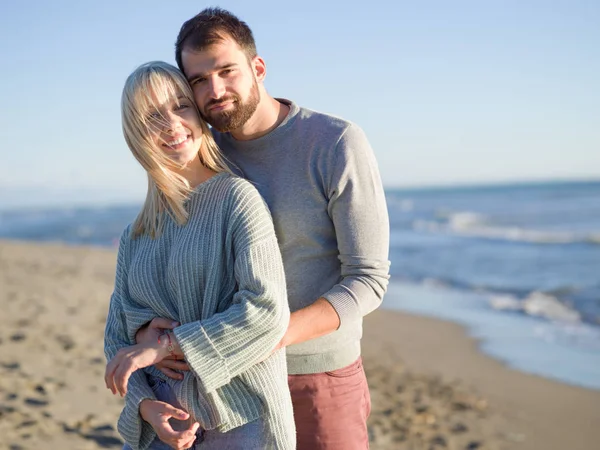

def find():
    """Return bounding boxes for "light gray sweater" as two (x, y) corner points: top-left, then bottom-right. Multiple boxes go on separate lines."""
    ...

(214, 99), (391, 375)
(104, 173), (295, 450)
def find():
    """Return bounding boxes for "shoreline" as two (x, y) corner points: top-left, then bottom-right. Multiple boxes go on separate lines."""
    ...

(1, 239), (599, 449)
(363, 308), (600, 449)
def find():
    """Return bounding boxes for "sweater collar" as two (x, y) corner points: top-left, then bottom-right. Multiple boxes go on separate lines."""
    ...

(214, 98), (299, 151)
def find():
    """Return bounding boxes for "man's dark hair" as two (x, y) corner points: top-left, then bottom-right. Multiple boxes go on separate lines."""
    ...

(175, 7), (257, 72)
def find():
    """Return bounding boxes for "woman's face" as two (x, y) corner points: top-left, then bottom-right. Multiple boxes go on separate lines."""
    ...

(146, 90), (204, 167)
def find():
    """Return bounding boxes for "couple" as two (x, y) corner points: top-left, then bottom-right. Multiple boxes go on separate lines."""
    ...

(104, 7), (390, 450)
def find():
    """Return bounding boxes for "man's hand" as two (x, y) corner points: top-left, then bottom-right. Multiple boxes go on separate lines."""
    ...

(136, 318), (190, 380)
(140, 399), (200, 450)
(105, 343), (169, 397)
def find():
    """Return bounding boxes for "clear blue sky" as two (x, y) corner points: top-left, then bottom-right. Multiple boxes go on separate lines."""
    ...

(1, 0), (599, 207)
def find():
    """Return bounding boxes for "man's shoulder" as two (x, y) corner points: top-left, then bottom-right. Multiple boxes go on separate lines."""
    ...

(295, 103), (359, 136)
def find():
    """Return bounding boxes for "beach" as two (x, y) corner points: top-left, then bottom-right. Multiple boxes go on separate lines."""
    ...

(1, 240), (599, 450)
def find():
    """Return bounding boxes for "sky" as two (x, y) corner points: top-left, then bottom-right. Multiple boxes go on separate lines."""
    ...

(0, 0), (599, 207)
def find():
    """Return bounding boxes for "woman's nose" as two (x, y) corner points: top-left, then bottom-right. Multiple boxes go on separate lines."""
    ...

(164, 111), (182, 133)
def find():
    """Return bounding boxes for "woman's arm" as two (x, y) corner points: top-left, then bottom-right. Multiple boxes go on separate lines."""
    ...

(172, 183), (290, 395)
(103, 228), (161, 450)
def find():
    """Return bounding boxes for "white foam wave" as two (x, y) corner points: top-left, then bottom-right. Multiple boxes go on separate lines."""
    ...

(387, 197), (414, 212)
(490, 292), (581, 323)
(415, 210), (600, 244)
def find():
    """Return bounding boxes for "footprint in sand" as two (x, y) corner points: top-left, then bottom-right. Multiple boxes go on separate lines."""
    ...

(10, 333), (26, 342)
(23, 398), (49, 407)
(1, 362), (21, 371)
(55, 334), (76, 351)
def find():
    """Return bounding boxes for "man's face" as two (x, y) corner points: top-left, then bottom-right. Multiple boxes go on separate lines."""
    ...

(181, 38), (261, 133)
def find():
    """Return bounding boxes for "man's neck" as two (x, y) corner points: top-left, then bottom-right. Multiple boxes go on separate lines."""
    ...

(230, 96), (290, 141)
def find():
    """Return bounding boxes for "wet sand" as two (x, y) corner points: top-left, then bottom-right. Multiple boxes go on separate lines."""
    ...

(0, 240), (598, 449)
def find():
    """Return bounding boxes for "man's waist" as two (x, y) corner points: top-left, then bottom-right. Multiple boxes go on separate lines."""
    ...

(286, 338), (361, 375)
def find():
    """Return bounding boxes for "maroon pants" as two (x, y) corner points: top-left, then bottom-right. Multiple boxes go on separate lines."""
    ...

(288, 357), (371, 450)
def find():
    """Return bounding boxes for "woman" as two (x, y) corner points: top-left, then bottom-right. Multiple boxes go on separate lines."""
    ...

(103, 61), (295, 450)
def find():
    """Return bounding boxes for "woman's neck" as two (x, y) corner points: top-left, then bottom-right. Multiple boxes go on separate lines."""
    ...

(176, 154), (216, 189)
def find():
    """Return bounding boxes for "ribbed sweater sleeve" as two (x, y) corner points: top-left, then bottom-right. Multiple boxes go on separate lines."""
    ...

(173, 185), (290, 395)
(104, 229), (157, 450)
(323, 123), (391, 329)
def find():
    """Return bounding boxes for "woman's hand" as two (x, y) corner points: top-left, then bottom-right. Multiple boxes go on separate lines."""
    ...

(105, 341), (170, 397)
(136, 318), (190, 380)
(139, 399), (200, 450)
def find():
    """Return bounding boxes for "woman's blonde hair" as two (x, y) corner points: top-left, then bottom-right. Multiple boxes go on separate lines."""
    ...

(121, 61), (231, 238)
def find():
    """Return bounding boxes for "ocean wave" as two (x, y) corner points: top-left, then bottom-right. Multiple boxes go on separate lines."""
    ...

(489, 292), (581, 323)
(386, 197), (414, 212)
(414, 211), (600, 245)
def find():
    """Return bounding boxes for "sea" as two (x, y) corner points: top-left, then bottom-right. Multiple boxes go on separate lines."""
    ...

(2, 179), (599, 390)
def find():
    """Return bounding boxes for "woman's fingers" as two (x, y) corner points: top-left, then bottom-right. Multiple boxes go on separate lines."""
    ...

(141, 401), (199, 450)
(113, 360), (136, 396)
(149, 317), (179, 331)
(176, 424), (200, 450)
(161, 403), (190, 421)
(170, 422), (200, 450)
(105, 348), (139, 396)
(104, 356), (121, 395)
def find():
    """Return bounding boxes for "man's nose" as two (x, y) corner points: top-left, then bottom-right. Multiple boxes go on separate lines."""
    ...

(207, 77), (226, 99)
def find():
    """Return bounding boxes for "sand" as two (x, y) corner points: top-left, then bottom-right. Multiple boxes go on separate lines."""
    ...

(0, 239), (598, 450)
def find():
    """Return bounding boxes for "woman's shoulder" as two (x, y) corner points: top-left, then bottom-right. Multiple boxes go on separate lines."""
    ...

(209, 174), (274, 236)
(207, 172), (265, 208)
(210, 172), (259, 193)
(117, 223), (134, 245)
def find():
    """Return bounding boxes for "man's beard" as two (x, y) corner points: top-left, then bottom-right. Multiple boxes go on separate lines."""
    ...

(200, 79), (260, 133)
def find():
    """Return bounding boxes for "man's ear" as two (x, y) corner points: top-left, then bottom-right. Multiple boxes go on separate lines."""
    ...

(252, 56), (267, 82)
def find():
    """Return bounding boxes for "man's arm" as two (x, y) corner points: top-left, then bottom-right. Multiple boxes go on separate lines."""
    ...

(280, 123), (390, 348)
(276, 298), (340, 349)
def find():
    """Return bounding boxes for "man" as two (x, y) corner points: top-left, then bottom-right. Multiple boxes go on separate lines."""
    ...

(140, 7), (390, 449)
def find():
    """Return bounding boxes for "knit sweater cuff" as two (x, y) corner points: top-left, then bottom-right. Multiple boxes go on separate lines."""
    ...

(174, 322), (231, 394)
(322, 286), (361, 331)
(117, 371), (157, 450)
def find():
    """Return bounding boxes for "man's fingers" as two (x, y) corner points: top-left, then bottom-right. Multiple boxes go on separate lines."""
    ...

(160, 359), (189, 370)
(157, 366), (184, 381)
(156, 359), (189, 377)
(149, 317), (179, 330)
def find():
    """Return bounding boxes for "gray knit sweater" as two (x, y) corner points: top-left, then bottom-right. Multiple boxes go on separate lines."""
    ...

(104, 173), (295, 450)
(214, 100), (391, 374)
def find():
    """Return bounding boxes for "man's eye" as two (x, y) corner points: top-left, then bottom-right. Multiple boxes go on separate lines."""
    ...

(191, 78), (206, 85)
(176, 104), (190, 110)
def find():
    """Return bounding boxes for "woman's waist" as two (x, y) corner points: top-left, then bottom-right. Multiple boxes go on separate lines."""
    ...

(143, 355), (288, 431)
